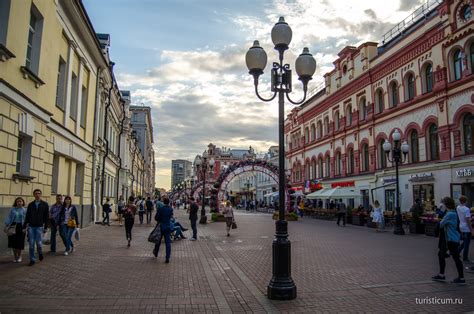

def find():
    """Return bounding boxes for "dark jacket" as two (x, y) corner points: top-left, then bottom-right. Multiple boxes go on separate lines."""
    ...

(155, 205), (173, 233)
(24, 200), (49, 228)
(59, 205), (79, 227)
(189, 202), (198, 221)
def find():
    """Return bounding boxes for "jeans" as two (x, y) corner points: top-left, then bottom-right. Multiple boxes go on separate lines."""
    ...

(62, 225), (75, 252)
(139, 211), (144, 224)
(146, 210), (152, 224)
(460, 232), (471, 261)
(50, 222), (66, 252)
(439, 241), (464, 278)
(27, 226), (43, 262)
(173, 226), (184, 239)
(154, 230), (172, 260)
(102, 211), (110, 225)
(190, 219), (197, 239)
(125, 218), (134, 241)
(336, 213), (346, 226)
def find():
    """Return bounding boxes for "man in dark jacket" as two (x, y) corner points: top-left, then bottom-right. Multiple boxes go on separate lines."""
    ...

(146, 196), (154, 224)
(23, 189), (49, 266)
(188, 197), (198, 240)
(153, 197), (173, 263)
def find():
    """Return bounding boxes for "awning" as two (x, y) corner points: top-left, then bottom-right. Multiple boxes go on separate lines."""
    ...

(264, 190), (304, 198)
(306, 187), (360, 200)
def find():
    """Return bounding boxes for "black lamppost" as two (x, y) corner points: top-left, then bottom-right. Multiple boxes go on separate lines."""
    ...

(195, 156), (215, 224)
(383, 129), (409, 235)
(246, 17), (316, 300)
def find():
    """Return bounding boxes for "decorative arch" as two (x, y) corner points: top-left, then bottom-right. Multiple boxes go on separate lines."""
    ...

(190, 181), (214, 203)
(375, 132), (388, 146)
(421, 115), (439, 136)
(420, 61), (433, 93)
(452, 104), (474, 127)
(404, 122), (422, 140)
(447, 45), (464, 82)
(359, 137), (369, 147)
(403, 70), (416, 101)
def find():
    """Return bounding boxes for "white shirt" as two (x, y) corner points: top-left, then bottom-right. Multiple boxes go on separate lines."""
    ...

(456, 204), (472, 233)
(222, 206), (234, 218)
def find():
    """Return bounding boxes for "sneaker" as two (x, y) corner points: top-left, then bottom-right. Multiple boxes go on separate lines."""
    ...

(63, 251), (68, 256)
(227, 233), (230, 237)
(182, 228), (188, 231)
(165, 259), (170, 264)
(13, 259), (17, 263)
(189, 238), (197, 241)
(17, 257), (22, 263)
(28, 261), (35, 266)
(127, 240), (131, 247)
(38, 254), (44, 261)
(432, 275), (446, 282)
(452, 278), (466, 284)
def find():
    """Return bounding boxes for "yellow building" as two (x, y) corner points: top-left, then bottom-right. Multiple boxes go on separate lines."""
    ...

(0, 0), (113, 251)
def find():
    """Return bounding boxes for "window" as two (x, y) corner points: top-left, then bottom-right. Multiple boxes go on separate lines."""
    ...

(424, 64), (433, 93)
(361, 144), (369, 172)
(310, 124), (316, 141)
(359, 97), (367, 121)
(317, 121), (322, 139)
(0, 0), (11, 46)
(375, 89), (384, 114)
(311, 159), (317, 178)
(324, 117), (329, 135)
(464, 113), (474, 154)
(389, 81), (399, 107)
(304, 127), (309, 144)
(428, 124), (439, 160)
(346, 105), (352, 126)
(453, 49), (463, 81)
(15, 134), (32, 176)
(379, 141), (387, 168)
(305, 162), (310, 180)
(385, 189), (395, 211)
(318, 158), (323, 178)
(471, 42), (474, 74)
(325, 156), (331, 178)
(335, 152), (341, 176)
(347, 148), (354, 174)
(70, 73), (78, 120)
(410, 130), (419, 163)
(80, 85), (88, 128)
(25, 4), (43, 74)
(55, 57), (66, 110)
(51, 154), (60, 194)
(75, 163), (84, 196)
(334, 111), (340, 130)
(405, 73), (415, 101)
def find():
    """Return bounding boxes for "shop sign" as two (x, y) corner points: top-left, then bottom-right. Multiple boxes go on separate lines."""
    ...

(456, 168), (473, 177)
(331, 181), (355, 188)
(409, 172), (434, 182)
(382, 178), (396, 184)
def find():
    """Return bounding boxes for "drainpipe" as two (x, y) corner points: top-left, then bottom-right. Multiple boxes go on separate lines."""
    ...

(100, 62), (115, 210)
(91, 65), (102, 223)
(116, 99), (126, 199)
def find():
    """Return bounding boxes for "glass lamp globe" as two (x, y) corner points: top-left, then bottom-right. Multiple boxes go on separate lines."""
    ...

(271, 17), (292, 51)
(295, 47), (316, 81)
(383, 140), (392, 153)
(245, 40), (267, 76)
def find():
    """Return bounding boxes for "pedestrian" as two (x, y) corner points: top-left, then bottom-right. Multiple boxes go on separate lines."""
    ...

(138, 197), (145, 224)
(23, 189), (49, 266)
(432, 197), (465, 284)
(336, 200), (347, 227)
(145, 196), (154, 224)
(222, 201), (234, 237)
(117, 195), (125, 227)
(49, 194), (66, 255)
(188, 197), (198, 241)
(153, 197), (173, 263)
(4, 197), (27, 263)
(123, 196), (137, 247)
(59, 195), (79, 256)
(102, 198), (111, 226)
(456, 195), (472, 263)
(372, 200), (384, 232)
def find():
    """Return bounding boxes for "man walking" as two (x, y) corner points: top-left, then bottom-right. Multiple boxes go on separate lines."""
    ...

(457, 195), (472, 263)
(153, 198), (173, 263)
(23, 189), (49, 266)
(146, 196), (154, 224)
(336, 200), (347, 227)
(49, 194), (66, 254)
(188, 197), (198, 240)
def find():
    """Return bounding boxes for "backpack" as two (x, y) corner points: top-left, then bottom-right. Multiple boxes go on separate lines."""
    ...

(139, 201), (144, 212)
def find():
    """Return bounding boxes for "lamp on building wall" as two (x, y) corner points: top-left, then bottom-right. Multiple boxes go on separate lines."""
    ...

(383, 129), (409, 235)
(246, 16), (316, 300)
(195, 156), (215, 224)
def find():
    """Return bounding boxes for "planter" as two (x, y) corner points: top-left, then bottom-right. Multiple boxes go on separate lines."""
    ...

(211, 213), (226, 222)
(352, 214), (366, 226)
(272, 213), (299, 221)
(409, 222), (425, 234)
(424, 221), (437, 237)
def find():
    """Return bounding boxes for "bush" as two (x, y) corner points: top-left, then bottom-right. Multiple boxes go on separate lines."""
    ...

(211, 212), (218, 222)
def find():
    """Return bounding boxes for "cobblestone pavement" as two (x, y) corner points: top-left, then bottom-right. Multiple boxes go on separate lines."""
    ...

(0, 209), (473, 313)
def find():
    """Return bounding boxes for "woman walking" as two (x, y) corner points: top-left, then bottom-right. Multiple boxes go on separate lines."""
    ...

(372, 200), (384, 232)
(222, 201), (234, 237)
(4, 197), (27, 263)
(124, 196), (137, 247)
(59, 196), (79, 256)
(117, 195), (125, 226)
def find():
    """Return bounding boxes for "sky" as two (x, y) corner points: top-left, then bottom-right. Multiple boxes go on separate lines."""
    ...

(82, 0), (426, 190)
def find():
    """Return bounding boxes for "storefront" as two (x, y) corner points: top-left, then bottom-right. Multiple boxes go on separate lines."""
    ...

(409, 172), (436, 212)
(451, 167), (474, 207)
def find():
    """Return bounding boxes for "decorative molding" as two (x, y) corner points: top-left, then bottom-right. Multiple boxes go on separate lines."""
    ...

(12, 173), (35, 183)
(20, 66), (45, 88)
(0, 43), (15, 62)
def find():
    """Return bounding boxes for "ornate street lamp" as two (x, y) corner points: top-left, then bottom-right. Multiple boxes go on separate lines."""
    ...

(246, 16), (316, 300)
(383, 129), (409, 235)
(195, 156), (215, 224)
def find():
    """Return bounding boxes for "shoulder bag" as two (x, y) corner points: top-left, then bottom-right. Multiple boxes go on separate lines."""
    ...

(3, 224), (16, 236)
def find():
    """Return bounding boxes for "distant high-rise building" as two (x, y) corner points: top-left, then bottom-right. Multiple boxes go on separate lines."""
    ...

(171, 160), (192, 187)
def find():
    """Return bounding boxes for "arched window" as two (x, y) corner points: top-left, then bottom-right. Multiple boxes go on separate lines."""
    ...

(424, 64), (433, 93)
(361, 144), (369, 172)
(379, 141), (387, 168)
(318, 157), (323, 178)
(325, 156), (331, 178)
(335, 152), (341, 176)
(317, 121), (322, 139)
(464, 113), (474, 154)
(346, 105), (352, 126)
(375, 89), (384, 114)
(428, 124), (439, 160)
(311, 159), (317, 178)
(405, 73), (415, 101)
(310, 124), (316, 141)
(347, 148), (354, 174)
(334, 111), (340, 130)
(359, 97), (367, 121)
(389, 81), (399, 107)
(471, 42), (474, 74)
(410, 130), (419, 163)
(324, 116), (329, 136)
(305, 162), (310, 180)
(304, 127), (309, 144)
(453, 49), (463, 81)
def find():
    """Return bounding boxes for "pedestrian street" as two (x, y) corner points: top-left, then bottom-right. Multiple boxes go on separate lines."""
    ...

(0, 209), (473, 313)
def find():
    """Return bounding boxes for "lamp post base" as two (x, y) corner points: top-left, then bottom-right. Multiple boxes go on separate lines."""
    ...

(393, 209), (405, 235)
(199, 215), (207, 224)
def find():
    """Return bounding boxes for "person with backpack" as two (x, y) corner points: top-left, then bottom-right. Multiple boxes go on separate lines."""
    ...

(432, 197), (465, 284)
(145, 196), (154, 224)
(138, 197), (145, 224)
(123, 196), (137, 247)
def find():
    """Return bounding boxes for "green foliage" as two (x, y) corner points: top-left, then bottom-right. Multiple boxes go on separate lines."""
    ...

(211, 212), (218, 222)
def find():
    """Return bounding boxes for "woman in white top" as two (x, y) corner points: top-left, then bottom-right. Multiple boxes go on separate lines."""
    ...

(372, 200), (384, 232)
(222, 201), (234, 237)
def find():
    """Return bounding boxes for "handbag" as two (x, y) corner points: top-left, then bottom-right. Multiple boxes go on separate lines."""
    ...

(4, 224), (16, 236)
(74, 228), (80, 241)
(231, 221), (237, 229)
(67, 218), (76, 228)
(148, 225), (162, 243)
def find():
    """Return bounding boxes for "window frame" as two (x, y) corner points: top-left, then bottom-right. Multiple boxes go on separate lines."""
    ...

(389, 81), (399, 108)
(453, 49), (463, 81)
(428, 124), (439, 160)
(25, 4), (43, 75)
(463, 113), (474, 154)
(15, 133), (32, 176)
(410, 130), (419, 163)
(405, 73), (415, 101)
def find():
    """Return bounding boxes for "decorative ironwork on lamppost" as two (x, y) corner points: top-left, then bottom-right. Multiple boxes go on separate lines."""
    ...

(195, 156), (215, 224)
(383, 129), (409, 235)
(246, 16), (316, 300)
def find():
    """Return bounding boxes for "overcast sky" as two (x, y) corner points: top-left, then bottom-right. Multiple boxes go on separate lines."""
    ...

(83, 0), (426, 190)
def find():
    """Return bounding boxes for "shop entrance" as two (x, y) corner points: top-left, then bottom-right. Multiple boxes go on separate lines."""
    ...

(451, 183), (474, 207)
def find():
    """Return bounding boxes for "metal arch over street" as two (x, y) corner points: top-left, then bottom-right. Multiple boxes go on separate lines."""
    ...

(190, 181), (214, 202)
